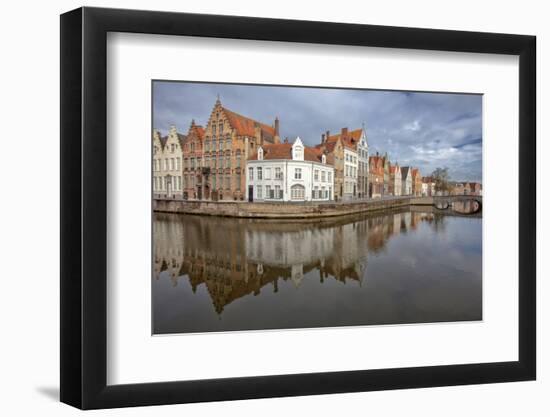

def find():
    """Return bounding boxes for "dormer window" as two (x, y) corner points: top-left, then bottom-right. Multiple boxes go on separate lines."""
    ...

(293, 146), (303, 160)
(258, 147), (264, 160)
(322, 154), (326, 164)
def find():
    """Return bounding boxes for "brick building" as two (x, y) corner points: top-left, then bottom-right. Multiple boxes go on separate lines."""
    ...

(201, 98), (280, 200)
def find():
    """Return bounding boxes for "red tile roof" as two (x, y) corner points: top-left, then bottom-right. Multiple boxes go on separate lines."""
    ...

(222, 107), (276, 138)
(249, 142), (327, 163)
(326, 128), (362, 150)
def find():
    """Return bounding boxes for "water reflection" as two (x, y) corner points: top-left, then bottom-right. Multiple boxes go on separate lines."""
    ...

(452, 199), (481, 214)
(153, 209), (482, 334)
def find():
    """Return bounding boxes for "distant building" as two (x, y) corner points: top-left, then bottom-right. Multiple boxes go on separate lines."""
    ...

(401, 166), (413, 196)
(466, 182), (482, 196)
(389, 163), (402, 196)
(382, 154), (391, 196)
(411, 168), (422, 196)
(246, 137), (335, 202)
(368, 153), (384, 198)
(450, 181), (482, 196)
(421, 176), (436, 196)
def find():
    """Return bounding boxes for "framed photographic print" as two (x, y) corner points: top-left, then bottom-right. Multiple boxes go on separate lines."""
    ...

(60, 6), (536, 409)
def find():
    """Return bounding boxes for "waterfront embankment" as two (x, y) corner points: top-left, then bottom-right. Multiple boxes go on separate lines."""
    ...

(152, 196), (452, 219)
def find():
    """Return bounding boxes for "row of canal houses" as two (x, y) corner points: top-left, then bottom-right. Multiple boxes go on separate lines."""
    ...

(153, 97), (426, 202)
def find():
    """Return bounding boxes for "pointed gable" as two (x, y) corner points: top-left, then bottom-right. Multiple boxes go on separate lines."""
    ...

(326, 128), (363, 150)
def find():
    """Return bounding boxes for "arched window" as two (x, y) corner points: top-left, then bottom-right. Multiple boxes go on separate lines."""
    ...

(291, 184), (305, 200)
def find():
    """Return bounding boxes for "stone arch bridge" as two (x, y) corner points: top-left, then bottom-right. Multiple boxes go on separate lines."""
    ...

(412, 195), (482, 217)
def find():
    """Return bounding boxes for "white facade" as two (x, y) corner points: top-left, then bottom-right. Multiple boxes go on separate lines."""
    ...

(422, 181), (435, 196)
(357, 129), (369, 199)
(401, 167), (413, 196)
(153, 126), (184, 199)
(246, 137), (335, 202)
(392, 166), (402, 196)
(343, 147), (358, 200)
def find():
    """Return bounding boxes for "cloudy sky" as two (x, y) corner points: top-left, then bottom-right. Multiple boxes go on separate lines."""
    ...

(153, 81), (482, 182)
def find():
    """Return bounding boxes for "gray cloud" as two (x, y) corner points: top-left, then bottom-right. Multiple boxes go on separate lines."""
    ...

(153, 81), (482, 182)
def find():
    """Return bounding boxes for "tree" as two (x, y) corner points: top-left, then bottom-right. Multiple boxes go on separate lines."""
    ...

(431, 167), (452, 193)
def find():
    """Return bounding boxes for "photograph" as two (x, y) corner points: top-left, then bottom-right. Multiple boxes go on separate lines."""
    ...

(151, 81), (483, 334)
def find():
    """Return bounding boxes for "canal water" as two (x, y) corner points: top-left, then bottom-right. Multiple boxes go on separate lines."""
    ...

(153, 208), (482, 334)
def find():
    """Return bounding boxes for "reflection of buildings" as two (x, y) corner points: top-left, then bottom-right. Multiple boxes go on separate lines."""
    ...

(153, 209), (441, 314)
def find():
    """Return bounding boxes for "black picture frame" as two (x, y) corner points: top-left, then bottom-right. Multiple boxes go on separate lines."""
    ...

(60, 6), (536, 410)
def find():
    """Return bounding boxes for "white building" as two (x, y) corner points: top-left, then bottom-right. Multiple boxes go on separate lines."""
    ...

(246, 137), (335, 202)
(400, 166), (413, 196)
(343, 145), (358, 200)
(153, 126), (186, 199)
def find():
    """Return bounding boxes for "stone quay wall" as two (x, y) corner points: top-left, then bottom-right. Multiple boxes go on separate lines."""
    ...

(153, 196), (436, 219)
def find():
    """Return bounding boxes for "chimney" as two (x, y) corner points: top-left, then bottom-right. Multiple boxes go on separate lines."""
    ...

(321, 133), (326, 144)
(274, 116), (280, 136)
(326, 130), (330, 140)
(341, 127), (348, 137)
(284, 137), (289, 144)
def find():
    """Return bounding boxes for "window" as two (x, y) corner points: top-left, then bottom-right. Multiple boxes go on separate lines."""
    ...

(321, 171), (326, 182)
(265, 168), (271, 180)
(249, 167), (254, 181)
(236, 151), (241, 167)
(219, 140), (223, 151)
(176, 158), (180, 170)
(225, 176), (230, 189)
(212, 124), (216, 135)
(256, 186), (262, 199)
(163, 159), (168, 171)
(190, 142), (195, 152)
(236, 172), (241, 190)
(274, 185), (281, 199)
(265, 185), (271, 198)
(219, 122), (223, 134)
(171, 144), (175, 153)
(313, 186), (319, 199)
(275, 167), (282, 180)
(190, 158), (195, 169)
(257, 167), (263, 180)
(291, 184), (305, 200)
(294, 168), (302, 179)
(321, 186), (326, 199)
(314, 170), (319, 181)
(212, 140), (217, 151)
